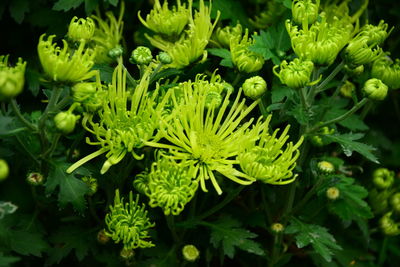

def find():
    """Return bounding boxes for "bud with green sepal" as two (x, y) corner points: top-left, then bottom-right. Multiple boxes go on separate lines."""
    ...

(0, 55), (26, 100)
(108, 45), (124, 59)
(67, 16), (95, 42)
(182, 244), (200, 262)
(54, 103), (81, 134)
(292, 0), (320, 25)
(317, 161), (335, 174)
(120, 248), (135, 260)
(0, 159), (9, 181)
(273, 58), (319, 89)
(26, 172), (44, 186)
(373, 168), (395, 190)
(380, 212), (400, 236)
(326, 187), (340, 200)
(242, 76), (267, 100)
(158, 51), (172, 64)
(362, 78), (388, 101)
(130, 46), (153, 65)
(340, 80), (355, 98)
(390, 193), (400, 213)
(82, 176), (98, 196)
(310, 126), (335, 147)
(271, 223), (284, 233)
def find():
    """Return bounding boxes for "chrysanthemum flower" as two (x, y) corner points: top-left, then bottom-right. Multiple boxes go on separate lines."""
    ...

(0, 55), (26, 100)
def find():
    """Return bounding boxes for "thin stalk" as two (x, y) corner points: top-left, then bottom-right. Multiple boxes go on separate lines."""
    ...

(10, 99), (37, 132)
(378, 237), (389, 267)
(314, 62), (344, 94)
(149, 62), (164, 83)
(290, 176), (324, 216)
(166, 215), (180, 244)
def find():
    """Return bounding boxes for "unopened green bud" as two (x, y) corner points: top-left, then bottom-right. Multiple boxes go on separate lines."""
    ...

(369, 189), (390, 214)
(213, 23), (243, 48)
(292, 0), (320, 25)
(54, 111), (80, 134)
(344, 64), (364, 76)
(0, 55), (26, 100)
(371, 54), (400, 89)
(205, 91), (222, 109)
(317, 161), (335, 174)
(0, 159), (9, 181)
(373, 168), (395, 189)
(271, 223), (284, 233)
(362, 78), (388, 101)
(380, 212), (400, 236)
(231, 30), (265, 73)
(72, 82), (97, 102)
(108, 45), (124, 59)
(97, 229), (110, 244)
(158, 52), (172, 64)
(390, 193), (400, 213)
(310, 126), (334, 147)
(26, 172), (44, 185)
(182, 244), (200, 262)
(120, 248), (135, 259)
(359, 20), (392, 47)
(242, 76), (267, 100)
(273, 58), (316, 89)
(67, 16), (95, 42)
(130, 46), (153, 65)
(82, 176), (98, 195)
(340, 80), (355, 98)
(326, 187), (340, 200)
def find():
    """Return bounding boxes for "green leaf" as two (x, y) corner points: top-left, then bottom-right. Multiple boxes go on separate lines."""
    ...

(271, 85), (293, 103)
(207, 48), (234, 68)
(323, 108), (368, 131)
(10, 231), (48, 257)
(26, 68), (41, 97)
(150, 68), (182, 84)
(324, 133), (379, 163)
(45, 162), (90, 212)
(285, 218), (342, 262)
(93, 64), (114, 83)
(9, 0), (30, 24)
(107, 0), (119, 6)
(207, 216), (265, 258)
(0, 253), (20, 266)
(53, 0), (84, 11)
(210, 0), (251, 28)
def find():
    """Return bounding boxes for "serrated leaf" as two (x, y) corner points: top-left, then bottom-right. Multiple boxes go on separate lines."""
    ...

(45, 162), (89, 212)
(210, 0), (251, 28)
(10, 231), (48, 257)
(85, 0), (98, 14)
(108, 0), (119, 6)
(285, 218), (341, 262)
(53, 0), (84, 11)
(207, 48), (234, 68)
(9, 0), (30, 24)
(271, 85), (293, 103)
(324, 133), (379, 163)
(0, 253), (20, 266)
(207, 216), (265, 258)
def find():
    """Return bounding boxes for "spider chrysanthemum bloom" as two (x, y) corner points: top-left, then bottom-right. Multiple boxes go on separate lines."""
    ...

(144, 0), (220, 69)
(136, 154), (198, 215)
(37, 34), (97, 83)
(91, 3), (124, 64)
(238, 116), (304, 185)
(292, 0), (320, 25)
(105, 190), (155, 249)
(0, 55), (26, 100)
(212, 23), (243, 48)
(138, 0), (189, 37)
(67, 16), (95, 42)
(273, 58), (318, 89)
(67, 62), (170, 174)
(344, 34), (383, 67)
(371, 53), (400, 89)
(147, 73), (268, 195)
(230, 29), (265, 73)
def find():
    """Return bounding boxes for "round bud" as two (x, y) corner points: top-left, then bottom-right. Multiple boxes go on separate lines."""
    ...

(271, 223), (284, 233)
(82, 176), (98, 196)
(158, 52), (172, 64)
(390, 193), (400, 213)
(379, 212), (400, 236)
(317, 161), (335, 174)
(373, 168), (394, 190)
(0, 159), (10, 181)
(326, 187), (340, 200)
(97, 229), (110, 244)
(340, 80), (355, 98)
(182, 244), (200, 262)
(242, 76), (267, 100)
(108, 45), (124, 59)
(120, 248), (135, 259)
(26, 172), (44, 186)
(130, 46), (153, 65)
(54, 111), (80, 134)
(362, 78), (388, 101)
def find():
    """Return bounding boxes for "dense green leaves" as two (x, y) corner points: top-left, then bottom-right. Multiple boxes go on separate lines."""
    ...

(53, 0), (84, 11)
(207, 48), (234, 68)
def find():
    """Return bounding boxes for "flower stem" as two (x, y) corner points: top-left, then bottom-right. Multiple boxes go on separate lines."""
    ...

(10, 99), (37, 132)
(314, 61), (344, 94)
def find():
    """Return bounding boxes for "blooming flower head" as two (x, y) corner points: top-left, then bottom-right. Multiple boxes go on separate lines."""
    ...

(273, 58), (318, 89)
(144, 0), (220, 69)
(135, 153), (199, 215)
(230, 29), (265, 73)
(91, 3), (124, 64)
(105, 190), (155, 249)
(362, 78), (388, 101)
(212, 23), (243, 48)
(238, 116), (304, 185)
(37, 34), (97, 83)
(147, 72), (268, 195)
(67, 16), (95, 42)
(250, 0), (287, 29)
(67, 62), (170, 174)
(0, 55), (26, 100)
(138, 0), (189, 37)
(371, 53), (400, 89)
(292, 0), (320, 25)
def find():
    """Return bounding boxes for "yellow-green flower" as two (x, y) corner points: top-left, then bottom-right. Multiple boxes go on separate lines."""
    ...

(238, 116), (304, 184)
(273, 58), (318, 89)
(371, 53), (400, 89)
(362, 78), (388, 101)
(105, 190), (155, 249)
(292, 0), (320, 25)
(67, 16), (95, 42)
(344, 35), (383, 67)
(0, 55), (26, 100)
(212, 23), (243, 48)
(67, 62), (170, 174)
(37, 34), (97, 83)
(138, 0), (189, 37)
(250, 0), (287, 29)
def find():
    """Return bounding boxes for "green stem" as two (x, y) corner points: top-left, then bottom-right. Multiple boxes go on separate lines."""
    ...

(314, 62), (344, 94)
(259, 97), (268, 118)
(232, 72), (242, 87)
(166, 215), (180, 244)
(290, 176), (324, 216)
(10, 99), (37, 132)
(378, 237), (389, 267)
(149, 62), (164, 84)
(307, 98), (369, 134)
(299, 87), (310, 112)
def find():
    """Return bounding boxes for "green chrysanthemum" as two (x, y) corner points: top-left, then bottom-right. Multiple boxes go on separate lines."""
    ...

(0, 55), (26, 100)
(105, 190), (155, 249)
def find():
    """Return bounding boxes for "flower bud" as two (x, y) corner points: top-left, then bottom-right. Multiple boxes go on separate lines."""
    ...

(242, 76), (267, 100)
(380, 212), (400, 236)
(271, 223), (284, 233)
(359, 20), (392, 47)
(182, 244), (200, 262)
(130, 46), (153, 65)
(67, 16), (95, 42)
(373, 168), (395, 190)
(273, 58), (315, 89)
(120, 248), (135, 259)
(82, 176), (98, 196)
(326, 187), (340, 200)
(0, 159), (9, 181)
(0, 55), (26, 100)
(340, 80), (355, 98)
(26, 172), (44, 186)
(369, 189), (391, 215)
(292, 0), (320, 25)
(317, 161), (335, 174)
(205, 91), (222, 109)
(343, 64), (364, 76)
(72, 82), (97, 102)
(344, 35), (382, 67)
(54, 111), (80, 134)
(310, 126), (335, 147)
(108, 45), (124, 59)
(158, 52), (172, 64)
(390, 193), (400, 213)
(362, 78), (388, 101)
(371, 54), (400, 89)
(97, 229), (110, 244)
(213, 23), (243, 48)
